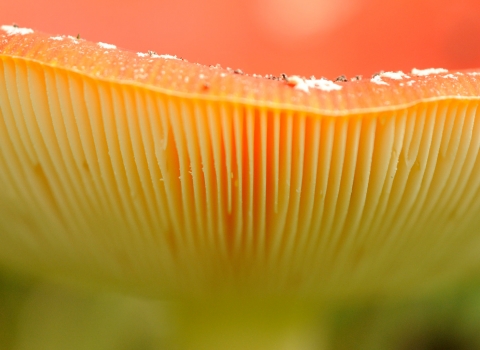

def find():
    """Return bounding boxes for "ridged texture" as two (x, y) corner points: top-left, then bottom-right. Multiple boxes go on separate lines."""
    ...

(2, 29), (480, 299)
(1, 57), (480, 298)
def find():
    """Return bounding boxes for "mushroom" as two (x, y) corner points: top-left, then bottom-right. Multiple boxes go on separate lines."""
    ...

(2, 25), (480, 348)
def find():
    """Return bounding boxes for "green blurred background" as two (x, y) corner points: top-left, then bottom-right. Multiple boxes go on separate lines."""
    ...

(1, 269), (480, 349)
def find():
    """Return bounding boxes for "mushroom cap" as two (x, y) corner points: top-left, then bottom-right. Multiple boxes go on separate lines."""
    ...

(2, 25), (480, 300)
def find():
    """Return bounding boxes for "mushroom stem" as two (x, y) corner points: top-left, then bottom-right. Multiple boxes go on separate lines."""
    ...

(176, 298), (328, 349)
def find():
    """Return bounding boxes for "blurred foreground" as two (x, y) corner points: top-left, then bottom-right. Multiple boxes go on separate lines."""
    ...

(1, 269), (480, 350)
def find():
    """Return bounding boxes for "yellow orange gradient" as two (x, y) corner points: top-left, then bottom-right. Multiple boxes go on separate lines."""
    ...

(1, 28), (480, 303)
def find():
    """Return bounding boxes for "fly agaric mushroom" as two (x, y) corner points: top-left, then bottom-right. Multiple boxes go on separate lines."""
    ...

(2, 25), (480, 348)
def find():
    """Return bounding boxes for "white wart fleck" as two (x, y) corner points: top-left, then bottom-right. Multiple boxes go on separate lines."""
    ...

(157, 54), (180, 60)
(1, 25), (34, 35)
(151, 53), (179, 60)
(441, 74), (458, 80)
(307, 78), (342, 92)
(371, 75), (389, 85)
(411, 68), (448, 76)
(97, 42), (117, 49)
(380, 71), (410, 80)
(288, 76), (342, 93)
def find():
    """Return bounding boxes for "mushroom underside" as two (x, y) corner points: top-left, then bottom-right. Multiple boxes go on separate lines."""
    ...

(1, 57), (480, 300)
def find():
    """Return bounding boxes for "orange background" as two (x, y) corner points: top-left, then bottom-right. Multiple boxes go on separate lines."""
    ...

(1, 0), (480, 79)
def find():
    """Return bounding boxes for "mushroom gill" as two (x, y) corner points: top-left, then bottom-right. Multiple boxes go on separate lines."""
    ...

(1, 25), (480, 305)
